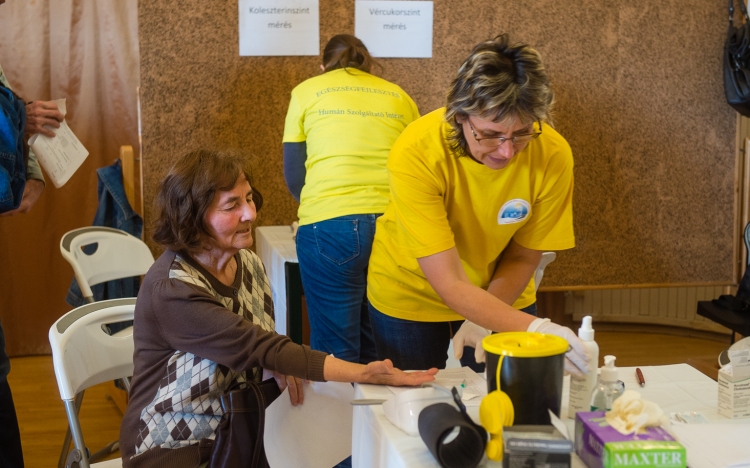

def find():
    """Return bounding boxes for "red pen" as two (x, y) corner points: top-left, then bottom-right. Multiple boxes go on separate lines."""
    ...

(636, 368), (645, 387)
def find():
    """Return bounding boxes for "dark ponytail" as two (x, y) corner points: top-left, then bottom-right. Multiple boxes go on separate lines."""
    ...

(322, 34), (380, 73)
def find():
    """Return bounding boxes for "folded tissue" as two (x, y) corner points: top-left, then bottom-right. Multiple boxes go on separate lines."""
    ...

(605, 390), (669, 435)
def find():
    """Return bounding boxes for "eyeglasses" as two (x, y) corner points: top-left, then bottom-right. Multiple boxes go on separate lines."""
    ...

(467, 119), (542, 148)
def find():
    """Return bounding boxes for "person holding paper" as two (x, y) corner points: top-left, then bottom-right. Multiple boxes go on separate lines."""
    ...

(0, 64), (63, 216)
(0, 67), (27, 468)
(366, 35), (590, 376)
(0, 55), (63, 467)
(119, 150), (436, 468)
(282, 34), (419, 367)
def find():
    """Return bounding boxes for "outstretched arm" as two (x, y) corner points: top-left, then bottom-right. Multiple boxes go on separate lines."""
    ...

(323, 356), (438, 385)
(420, 244), (590, 377)
(418, 246), (536, 332)
(486, 240), (542, 304)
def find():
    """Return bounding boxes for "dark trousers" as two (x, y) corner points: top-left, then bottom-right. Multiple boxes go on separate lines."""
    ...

(368, 303), (537, 371)
(0, 319), (23, 468)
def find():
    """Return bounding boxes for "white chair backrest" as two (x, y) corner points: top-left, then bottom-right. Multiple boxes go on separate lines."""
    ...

(533, 252), (557, 292)
(60, 227), (155, 300)
(49, 298), (136, 400)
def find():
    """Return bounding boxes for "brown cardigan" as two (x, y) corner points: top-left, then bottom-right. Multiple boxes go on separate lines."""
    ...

(120, 249), (327, 467)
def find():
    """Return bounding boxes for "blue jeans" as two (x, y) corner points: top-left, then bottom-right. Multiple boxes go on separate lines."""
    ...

(368, 303), (537, 371)
(296, 214), (379, 365)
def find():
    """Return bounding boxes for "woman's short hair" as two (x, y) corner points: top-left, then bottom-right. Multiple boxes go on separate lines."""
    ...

(152, 149), (260, 252)
(445, 34), (554, 157)
(322, 34), (379, 73)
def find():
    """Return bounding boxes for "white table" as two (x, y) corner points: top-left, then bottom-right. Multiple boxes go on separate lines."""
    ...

(255, 225), (298, 337)
(352, 364), (746, 468)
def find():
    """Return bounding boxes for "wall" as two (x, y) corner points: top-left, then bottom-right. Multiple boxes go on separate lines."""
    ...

(138, 0), (738, 289)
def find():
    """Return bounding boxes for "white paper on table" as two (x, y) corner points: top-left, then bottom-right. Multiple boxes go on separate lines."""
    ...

(387, 367), (487, 405)
(670, 422), (750, 468)
(264, 381), (354, 468)
(27, 98), (89, 188)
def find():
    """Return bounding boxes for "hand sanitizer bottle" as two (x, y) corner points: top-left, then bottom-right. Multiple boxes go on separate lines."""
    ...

(590, 355), (625, 411)
(568, 316), (599, 417)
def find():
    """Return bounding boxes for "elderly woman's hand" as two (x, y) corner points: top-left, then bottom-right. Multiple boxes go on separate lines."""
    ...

(264, 369), (306, 406)
(360, 359), (438, 386)
(322, 355), (438, 386)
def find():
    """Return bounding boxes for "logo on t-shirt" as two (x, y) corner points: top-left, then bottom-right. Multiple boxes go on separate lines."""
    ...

(498, 199), (530, 224)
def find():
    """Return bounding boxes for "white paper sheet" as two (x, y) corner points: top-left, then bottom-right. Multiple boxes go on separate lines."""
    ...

(354, 1), (433, 58)
(264, 381), (354, 468)
(238, 0), (319, 56)
(387, 367), (487, 405)
(670, 422), (750, 468)
(27, 98), (89, 188)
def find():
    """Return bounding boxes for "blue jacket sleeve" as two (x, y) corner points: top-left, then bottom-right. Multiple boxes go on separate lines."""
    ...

(283, 141), (307, 203)
(0, 85), (27, 213)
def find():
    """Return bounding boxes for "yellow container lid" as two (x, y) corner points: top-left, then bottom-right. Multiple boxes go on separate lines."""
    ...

(482, 332), (568, 358)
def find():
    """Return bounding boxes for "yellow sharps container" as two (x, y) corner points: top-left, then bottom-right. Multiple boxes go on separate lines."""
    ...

(482, 332), (568, 425)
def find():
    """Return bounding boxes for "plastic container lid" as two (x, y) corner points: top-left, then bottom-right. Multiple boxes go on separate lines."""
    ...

(482, 332), (569, 358)
(601, 355), (618, 382)
(578, 316), (595, 341)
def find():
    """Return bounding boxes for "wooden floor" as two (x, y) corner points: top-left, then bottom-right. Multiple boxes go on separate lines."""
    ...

(8, 355), (123, 468)
(8, 330), (730, 468)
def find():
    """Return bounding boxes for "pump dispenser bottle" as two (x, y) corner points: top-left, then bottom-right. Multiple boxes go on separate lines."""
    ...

(567, 316), (599, 417)
(590, 355), (625, 411)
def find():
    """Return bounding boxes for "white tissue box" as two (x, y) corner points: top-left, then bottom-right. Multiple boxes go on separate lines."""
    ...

(718, 365), (750, 419)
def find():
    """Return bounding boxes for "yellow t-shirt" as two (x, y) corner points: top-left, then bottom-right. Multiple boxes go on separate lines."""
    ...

(367, 108), (575, 322)
(283, 68), (420, 225)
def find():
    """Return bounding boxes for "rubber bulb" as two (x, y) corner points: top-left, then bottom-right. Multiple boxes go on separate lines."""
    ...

(479, 390), (514, 461)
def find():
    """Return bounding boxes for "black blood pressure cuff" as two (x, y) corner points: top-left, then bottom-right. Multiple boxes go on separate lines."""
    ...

(418, 402), (487, 468)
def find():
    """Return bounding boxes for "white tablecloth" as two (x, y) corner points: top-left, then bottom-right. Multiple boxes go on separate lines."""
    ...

(255, 226), (298, 336)
(352, 364), (745, 468)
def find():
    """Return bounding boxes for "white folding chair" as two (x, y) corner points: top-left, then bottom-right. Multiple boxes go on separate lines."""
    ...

(445, 251), (557, 368)
(58, 227), (153, 466)
(49, 299), (135, 468)
(60, 227), (155, 304)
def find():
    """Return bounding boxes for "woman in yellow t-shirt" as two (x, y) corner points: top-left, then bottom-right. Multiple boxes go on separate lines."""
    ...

(366, 35), (590, 376)
(282, 35), (419, 367)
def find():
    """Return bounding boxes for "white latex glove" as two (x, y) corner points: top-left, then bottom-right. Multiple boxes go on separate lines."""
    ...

(528, 318), (590, 379)
(452, 321), (491, 363)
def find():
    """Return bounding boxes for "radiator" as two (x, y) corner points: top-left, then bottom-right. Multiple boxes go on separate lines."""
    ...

(565, 286), (731, 333)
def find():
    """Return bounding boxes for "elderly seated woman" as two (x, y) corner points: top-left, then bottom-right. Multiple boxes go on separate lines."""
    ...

(119, 150), (437, 467)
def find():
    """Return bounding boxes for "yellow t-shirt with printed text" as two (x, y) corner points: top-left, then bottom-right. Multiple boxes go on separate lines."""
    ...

(283, 69), (419, 225)
(367, 108), (575, 322)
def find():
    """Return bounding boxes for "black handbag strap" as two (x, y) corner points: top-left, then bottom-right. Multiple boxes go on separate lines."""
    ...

(730, 0), (750, 26)
(249, 383), (265, 467)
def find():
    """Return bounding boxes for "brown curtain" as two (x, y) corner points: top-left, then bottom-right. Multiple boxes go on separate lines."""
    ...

(0, 0), (139, 356)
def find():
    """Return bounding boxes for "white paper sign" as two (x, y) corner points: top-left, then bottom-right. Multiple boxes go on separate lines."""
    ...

(239, 0), (319, 56)
(355, 1), (433, 58)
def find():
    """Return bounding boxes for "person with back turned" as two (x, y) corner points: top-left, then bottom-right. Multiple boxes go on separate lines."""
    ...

(282, 35), (419, 367)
